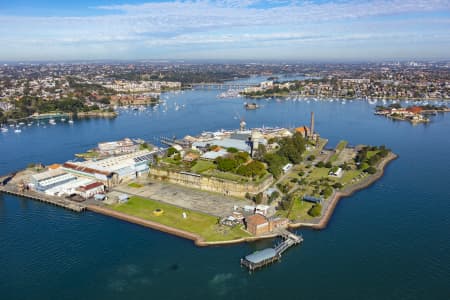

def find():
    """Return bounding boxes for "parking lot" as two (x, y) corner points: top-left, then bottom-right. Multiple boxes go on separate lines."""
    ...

(110, 179), (254, 217)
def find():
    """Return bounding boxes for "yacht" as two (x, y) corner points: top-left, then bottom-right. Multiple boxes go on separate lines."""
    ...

(14, 129), (21, 133)
(1, 127), (8, 133)
(49, 119), (56, 125)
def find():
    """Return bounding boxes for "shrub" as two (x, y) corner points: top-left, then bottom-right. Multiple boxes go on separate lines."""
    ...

(325, 161), (332, 168)
(316, 161), (325, 168)
(167, 147), (178, 157)
(216, 157), (239, 172)
(307, 155), (316, 161)
(268, 191), (280, 203)
(227, 147), (238, 153)
(308, 204), (322, 217)
(365, 166), (377, 174)
(254, 192), (263, 204)
(322, 186), (333, 198)
(236, 160), (265, 177)
(333, 182), (343, 189)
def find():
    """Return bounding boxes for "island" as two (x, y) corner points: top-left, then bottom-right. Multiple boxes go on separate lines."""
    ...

(374, 103), (450, 124)
(0, 112), (397, 251)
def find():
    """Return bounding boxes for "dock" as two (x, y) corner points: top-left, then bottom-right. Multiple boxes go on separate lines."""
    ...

(0, 181), (86, 212)
(241, 229), (303, 271)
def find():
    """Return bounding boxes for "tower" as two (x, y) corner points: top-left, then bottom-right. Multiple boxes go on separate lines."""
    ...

(310, 112), (315, 138)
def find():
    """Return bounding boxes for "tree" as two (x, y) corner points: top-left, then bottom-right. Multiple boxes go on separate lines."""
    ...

(234, 151), (250, 164)
(166, 147), (178, 157)
(254, 144), (267, 160)
(365, 166), (377, 174)
(227, 147), (238, 153)
(316, 161), (325, 168)
(264, 153), (288, 178)
(216, 157), (238, 172)
(268, 191), (279, 203)
(325, 161), (332, 168)
(254, 192), (263, 204)
(236, 160), (265, 177)
(333, 182), (343, 189)
(308, 204), (322, 217)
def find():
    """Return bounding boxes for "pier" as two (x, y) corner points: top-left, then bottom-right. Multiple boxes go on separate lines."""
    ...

(0, 177), (86, 212)
(241, 229), (303, 272)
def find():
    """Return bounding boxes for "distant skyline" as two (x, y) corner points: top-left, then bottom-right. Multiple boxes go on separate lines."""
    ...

(1, 0), (450, 61)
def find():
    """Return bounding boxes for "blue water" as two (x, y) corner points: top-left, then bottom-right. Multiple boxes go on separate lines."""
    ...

(1, 88), (449, 299)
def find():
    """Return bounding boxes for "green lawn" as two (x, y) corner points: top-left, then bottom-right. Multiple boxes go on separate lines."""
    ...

(288, 200), (315, 221)
(309, 167), (331, 181)
(203, 169), (249, 183)
(367, 150), (380, 159)
(75, 151), (99, 159)
(191, 160), (215, 173)
(128, 182), (143, 188)
(338, 170), (363, 186)
(329, 140), (348, 162)
(110, 196), (250, 242)
(162, 157), (181, 165)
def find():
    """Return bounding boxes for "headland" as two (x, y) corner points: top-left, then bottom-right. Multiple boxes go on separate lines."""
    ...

(0, 115), (396, 248)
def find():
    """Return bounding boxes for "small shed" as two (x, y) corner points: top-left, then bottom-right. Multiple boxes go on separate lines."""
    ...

(303, 195), (323, 204)
(118, 193), (129, 203)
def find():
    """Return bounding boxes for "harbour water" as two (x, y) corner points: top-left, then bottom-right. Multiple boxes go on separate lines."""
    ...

(1, 83), (450, 299)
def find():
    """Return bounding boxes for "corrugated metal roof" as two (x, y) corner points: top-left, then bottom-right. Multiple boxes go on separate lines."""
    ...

(201, 149), (228, 160)
(245, 248), (277, 264)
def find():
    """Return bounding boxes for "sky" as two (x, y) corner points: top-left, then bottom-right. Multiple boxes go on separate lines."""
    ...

(0, 0), (449, 61)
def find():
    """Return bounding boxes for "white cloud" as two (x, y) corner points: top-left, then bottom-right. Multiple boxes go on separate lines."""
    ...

(0, 0), (449, 59)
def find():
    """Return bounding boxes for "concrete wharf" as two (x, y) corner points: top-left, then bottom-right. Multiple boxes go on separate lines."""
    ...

(0, 183), (86, 212)
(241, 229), (303, 272)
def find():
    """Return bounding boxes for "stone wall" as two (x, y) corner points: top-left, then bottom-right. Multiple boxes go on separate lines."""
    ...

(149, 168), (273, 198)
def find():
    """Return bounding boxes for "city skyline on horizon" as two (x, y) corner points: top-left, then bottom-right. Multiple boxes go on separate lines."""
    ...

(1, 0), (450, 61)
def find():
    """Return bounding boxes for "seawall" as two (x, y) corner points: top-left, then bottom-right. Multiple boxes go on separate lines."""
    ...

(290, 152), (398, 230)
(87, 205), (277, 247)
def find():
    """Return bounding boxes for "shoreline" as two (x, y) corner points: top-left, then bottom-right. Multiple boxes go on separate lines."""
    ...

(242, 94), (449, 101)
(0, 152), (398, 247)
(87, 205), (277, 247)
(289, 152), (398, 230)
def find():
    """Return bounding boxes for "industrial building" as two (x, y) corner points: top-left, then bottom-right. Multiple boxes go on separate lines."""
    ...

(97, 138), (138, 155)
(30, 169), (77, 192)
(63, 149), (156, 186)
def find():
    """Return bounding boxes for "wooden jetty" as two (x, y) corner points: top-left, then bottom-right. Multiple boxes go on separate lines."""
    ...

(0, 183), (86, 212)
(241, 229), (303, 272)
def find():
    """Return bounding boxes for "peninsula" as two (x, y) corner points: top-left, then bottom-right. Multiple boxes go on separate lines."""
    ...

(0, 114), (396, 247)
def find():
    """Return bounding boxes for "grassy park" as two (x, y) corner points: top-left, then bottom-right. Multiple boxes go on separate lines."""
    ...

(110, 196), (250, 242)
